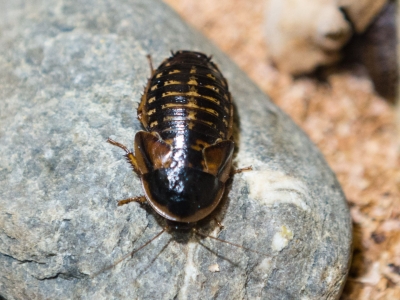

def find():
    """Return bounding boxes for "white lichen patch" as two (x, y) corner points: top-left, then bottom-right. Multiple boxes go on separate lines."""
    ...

(254, 257), (273, 276)
(179, 242), (199, 299)
(208, 263), (220, 273)
(271, 225), (294, 252)
(242, 170), (310, 211)
(323, 266), (338, 286)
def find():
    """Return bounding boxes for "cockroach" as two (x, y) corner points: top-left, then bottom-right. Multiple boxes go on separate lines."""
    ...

(103, 51), (256, 274)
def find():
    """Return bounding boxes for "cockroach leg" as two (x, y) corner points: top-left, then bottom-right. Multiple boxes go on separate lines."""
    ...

(107, 138), (130, 153)
(231, 165), (252, 175)
(118, 196), (147, 206)
(146, 54), (155, 75)
(107, 138), (141, 175)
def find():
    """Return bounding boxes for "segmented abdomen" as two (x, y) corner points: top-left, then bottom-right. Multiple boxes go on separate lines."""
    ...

(139, 51), (233, 150)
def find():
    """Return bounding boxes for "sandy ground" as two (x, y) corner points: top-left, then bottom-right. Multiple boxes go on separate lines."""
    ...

(163, 0), (400, 299)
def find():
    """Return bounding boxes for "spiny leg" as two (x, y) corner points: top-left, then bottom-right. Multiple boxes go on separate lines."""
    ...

(231, 165), (252, 175)
(107, 138), (140, 175)
(107, 138), (130, 153)
(146, 54), (155, 75)
(107, 138), (144, 206)
(118, 196), (147, 206)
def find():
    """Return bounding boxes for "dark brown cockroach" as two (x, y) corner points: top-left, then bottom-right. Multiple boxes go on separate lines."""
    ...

(109, 50), (234, 225)
(103, 51), (257, 274)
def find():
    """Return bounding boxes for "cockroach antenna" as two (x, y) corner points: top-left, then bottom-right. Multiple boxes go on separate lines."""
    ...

(193, 228), (269, 256)
(92, 228), (166, 278)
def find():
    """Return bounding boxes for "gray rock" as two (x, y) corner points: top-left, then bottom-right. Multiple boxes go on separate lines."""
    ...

(0, 0), (352, 299)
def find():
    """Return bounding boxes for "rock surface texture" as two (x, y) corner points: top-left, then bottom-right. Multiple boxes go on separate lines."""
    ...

(0, 0), (352, 299)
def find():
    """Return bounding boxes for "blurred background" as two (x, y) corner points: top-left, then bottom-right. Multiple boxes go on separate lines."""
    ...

(163, 0), (399, 299)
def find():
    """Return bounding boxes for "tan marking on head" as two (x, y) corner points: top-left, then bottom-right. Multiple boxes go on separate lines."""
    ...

(156, 72), (163, 78)
(151, 84), (158, 91)
(149, 121), (158, 128)
(168, 69), (180, 74)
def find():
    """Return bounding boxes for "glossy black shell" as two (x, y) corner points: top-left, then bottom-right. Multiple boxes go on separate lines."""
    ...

(136, 51), (234, 223)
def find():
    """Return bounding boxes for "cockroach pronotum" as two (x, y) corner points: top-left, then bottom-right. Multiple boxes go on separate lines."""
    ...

(103, 50), (257, 274)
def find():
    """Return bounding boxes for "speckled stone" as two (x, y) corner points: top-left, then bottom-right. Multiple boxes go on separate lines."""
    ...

(0, 0), (352, 299)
